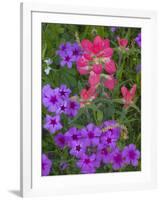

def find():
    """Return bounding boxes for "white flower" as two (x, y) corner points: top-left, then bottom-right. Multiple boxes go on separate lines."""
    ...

(44, 66), (52, 75)
(44, 58), (52, 65)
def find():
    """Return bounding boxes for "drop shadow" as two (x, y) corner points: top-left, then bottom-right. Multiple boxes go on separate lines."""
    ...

(8, 190), (21, 197)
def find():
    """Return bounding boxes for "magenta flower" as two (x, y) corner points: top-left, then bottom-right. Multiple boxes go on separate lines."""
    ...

(42, 84), (53, 107)
(82, 123), (101, 145)
(43, 115), (62, 134)
(102, 120), (119, 130)
(58, 84), (71, 99)
(57, 42), (82, 69)
(42, 84), (51, 97)
(76, 154), (97, 174)
(42, 84), (80, 118)
(42, 154), (52, 176)
(101, 120), (121, 143)
(101, 129), (119, 148)
(56, 42), (72, 55)
(65, 127), (82, 147)
(42, 85), (60, 113)
(70, 140), (86, 158)
(111, 148), (125, 170)
(71, 42), (82, 61)
(54, 133), (66, 149)
(66, 99), (80, 117)
(60, 50), (74, 69)
(122, 144), (140, 166)
(56, 100), (68, 115)
(96, 144), (112, 164)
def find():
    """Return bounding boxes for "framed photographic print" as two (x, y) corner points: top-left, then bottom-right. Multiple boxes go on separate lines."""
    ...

(20, 2), (157, 197)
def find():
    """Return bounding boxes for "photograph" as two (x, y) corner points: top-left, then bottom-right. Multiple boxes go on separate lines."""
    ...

(41, 23), (141, 176)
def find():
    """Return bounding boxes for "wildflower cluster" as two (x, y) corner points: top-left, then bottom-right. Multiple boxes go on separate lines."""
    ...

(42, 24), (141, 176)
(42, 84), (80, 134)
(77, 36), (117, 99)
(52, 120), (140, 174)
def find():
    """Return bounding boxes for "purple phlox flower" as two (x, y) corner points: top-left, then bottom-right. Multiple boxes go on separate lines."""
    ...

(60, 50), (74, 69)
(71, 42), (82, 61)
(76, 154), (97, 174)
(42, 84), (52, 97)
(58, 84), (71, 99)
(42, 86), (60, 113)
(65, 127), (82, 147)
(42, 154), (52, 176)
(96, 143), (112, 164)
(82, 123), (101, 146)
(100, 129), (118, 148)
(70, 140), (86, 158)
(135, 33), (141, 48)
(136, 64), (141, 73)
(55, 100), (68, 115)
(56, 42), (72, 56)
(59, 161), (69, 171)
(54, 133), (66, 149)
(102, 120), (118, 128)
(66, 99), (80, 117)
(57, 42), (82, 68)
(101, 120), (121, 141)
(42, 84), (73, 114)
(111, 147), (125, 170)
(122, 144), (140, 167)
(110, 27), (117, 32)
(43, 115), (62, 134)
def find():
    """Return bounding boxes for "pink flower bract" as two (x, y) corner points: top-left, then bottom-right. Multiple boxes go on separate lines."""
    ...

(76, 56), (90, 75)
(105, 60), (116, 74)
(92, 64), (103, 74)
(118, 38), (128, 48)
(88, 71), (100, 87)
(104, 76), (116, 90)
(121, 84), (137, 107)
(81, 35), (113, 57)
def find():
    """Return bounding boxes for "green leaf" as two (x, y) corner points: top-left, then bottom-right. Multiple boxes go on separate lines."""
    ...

(42, 42), (47, 59)
(96, 110), (103, 124)
(130, 104), (141, 113)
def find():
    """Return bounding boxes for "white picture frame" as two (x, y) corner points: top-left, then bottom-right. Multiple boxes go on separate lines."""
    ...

(20, 2), (157, 197)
